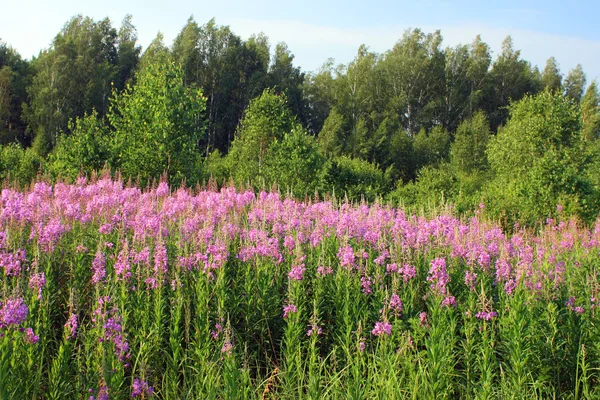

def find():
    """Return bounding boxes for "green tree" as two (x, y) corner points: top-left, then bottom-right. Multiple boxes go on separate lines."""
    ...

(0, 65), (13, 133)
(0, 143), (43, 185)
(0, 41), (32, 144)
(443, 44), (473, 132)
(317, 107), (347, 157)
(324, 155), (388, 202)
(385, 128), (414, 183)
(335, 44), (381, 154)
(485, 36), (538, 130)
(450, 111), (490, 174)
(564, 64), (586, 103)
(413, 125), (450, 171)
(486, 90), (594, 224)
(379, 29), (445, 135)
(49, 111), (111, 179)
(115, 15), (141, 91)
(581, 81), (600, 142)
(465, 35), (491, 115)
(268, 42), (306, 125)
(24, 16), (136, 153)
(109, 60), (206, 185)
(303, 59), (335, 135)
(263, 127), (328, 197)
(139, 32), (171, 70)
(227, 89), (296, 184)
(241, 33), (270, 102)
(173, 17), (272, 154)
(541, 57), (562, 92)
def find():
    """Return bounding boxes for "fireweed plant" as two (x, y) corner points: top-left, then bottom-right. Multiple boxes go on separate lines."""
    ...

(0, 177), (599, 398)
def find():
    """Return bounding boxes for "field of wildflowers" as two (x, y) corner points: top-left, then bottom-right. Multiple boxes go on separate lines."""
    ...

(1, 177), (599, 399)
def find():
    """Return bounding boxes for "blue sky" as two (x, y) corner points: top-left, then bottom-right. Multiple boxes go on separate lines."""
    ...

(2, 0), (599, 82)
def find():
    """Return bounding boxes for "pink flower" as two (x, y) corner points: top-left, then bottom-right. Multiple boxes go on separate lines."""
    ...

(401, 264), (417, 282)
(419, 312), (428, 326)
(29, 272), (46, 300)
(283, 303), (297, 319)
(91, 251), (106, 285)
(427, 258), (449, 295)
(475, 311), (498, 320)
(24, 327), (39, 344)
(114, 242), (131, 281)
(0, 297), (28, 328)
(358, 340), (366, 352)
(288, 263), (306, 281)
(65, 313), (78, 339)
(386, 263), (399, 274)
(464, 270), (477, 291)
(389, 294), (403, 314)
(1, 249), (26, 276)
(317, 265), (333, 276)
(307, 324), (323, 337)
(132, 378), (154, 397)
(372, 321), (392, 337)
(211, 323), (223, 340)
(361, 276), (372, 295)
(337, 245), (355, 269)
(441, 296), (457, 308)
(221, 341), (233, 355)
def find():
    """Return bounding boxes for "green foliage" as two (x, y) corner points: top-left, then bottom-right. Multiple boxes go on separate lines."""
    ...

(541, 57), (562, 93)
(325, 155), (388, 202)
(317, 107), (346, 157)
(203, 150), (230, 186)
(384, 128), (415, 183)
(581, 81), (600, 142)
(0, 143), (42, 184)
(48, 111), (111, 180)
(564, 64), (586, 103)
(227, 89), (296, 184)
(268, 42), (306, 125)
(24, 16), (138, 153)
(0, 41), (32, 145)
(379, 29), (445, 135)
(486, 90), (596, 224)
(302, 59), (335, 134)
(0, 65), (14, 132)
(172, 17), (271, 153)
(263, 127), (328, 198)
(138, 32), (171, 70)
(388, 163), (457, 209)
(484, 36), (540, 130)
(109, 60), (206, 185)
(450, 111), (490, 174)
(413, 125), (450, 170)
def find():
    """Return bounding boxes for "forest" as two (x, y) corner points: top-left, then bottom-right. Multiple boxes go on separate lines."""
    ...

(1, 14), (600, 225)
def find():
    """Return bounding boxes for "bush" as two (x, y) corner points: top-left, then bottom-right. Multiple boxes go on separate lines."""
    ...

(263, 127), (328, 198)
(325, 156), (388, 202)
(485, 90), (597, 225)
(48, 111), (111, 180)
(0, 143), (43, 185)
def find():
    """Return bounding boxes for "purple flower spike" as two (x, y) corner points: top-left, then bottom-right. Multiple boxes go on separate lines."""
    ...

(372, 321), (392, 337)
(24, 327), (39, 344)
(132, 378), (154, 398)
(0, 297), (28, 329)
(283, 303), (297, 319)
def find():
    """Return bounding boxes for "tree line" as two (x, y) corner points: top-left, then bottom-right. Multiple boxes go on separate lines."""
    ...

(1, 14), (600, 226)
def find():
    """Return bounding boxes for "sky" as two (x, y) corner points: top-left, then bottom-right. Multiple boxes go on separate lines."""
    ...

(2, 0), (600, 81)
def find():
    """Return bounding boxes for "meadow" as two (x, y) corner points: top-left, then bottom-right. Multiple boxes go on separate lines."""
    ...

(1, 177), (599, 399)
